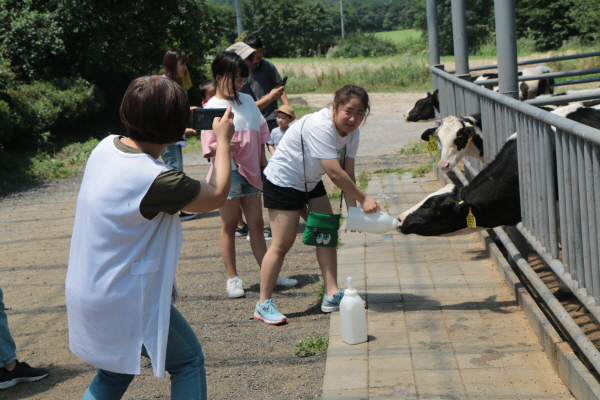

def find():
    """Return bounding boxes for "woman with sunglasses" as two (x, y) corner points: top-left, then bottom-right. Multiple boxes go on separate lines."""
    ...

(201, 51), (297, 299)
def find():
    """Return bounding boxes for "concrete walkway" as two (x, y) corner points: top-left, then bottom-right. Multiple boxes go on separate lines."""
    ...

(322, 171), (575, 399)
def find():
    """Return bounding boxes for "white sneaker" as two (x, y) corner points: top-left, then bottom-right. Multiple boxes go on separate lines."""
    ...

(226, 277), (245, 298)
(275, 276), (298, 288)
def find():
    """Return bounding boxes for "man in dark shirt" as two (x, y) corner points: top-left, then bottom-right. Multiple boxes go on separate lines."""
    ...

(243, 35), (290, 132)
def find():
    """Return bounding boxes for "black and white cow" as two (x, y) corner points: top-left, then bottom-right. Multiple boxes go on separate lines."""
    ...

(473, 73), (499, 91)
(399, 104), (600, 237)
(519, 65), (554, 100)
(403, 90), (440, 122)
(420, 114), (484, 171)
(399, 134), (519, 237)
(551, 103), (600, 127)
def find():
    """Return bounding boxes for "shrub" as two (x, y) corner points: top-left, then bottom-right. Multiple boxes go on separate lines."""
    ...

(0, 57), (103, 149)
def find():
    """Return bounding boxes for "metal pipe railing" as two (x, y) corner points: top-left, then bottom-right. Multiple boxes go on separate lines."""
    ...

(446, 51), (600, 74)
(432, 67), (600, 146)
(473, 67), (600, 86)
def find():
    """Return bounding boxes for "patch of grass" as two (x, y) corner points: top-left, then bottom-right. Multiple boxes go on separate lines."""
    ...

(398, 141), (428, 155)
(357, 171), (369, 191)
(374, 164), (433, 178)
(182, 135), (202, 154)
(27, 138), (100, 181)
(273, 56), (432, 94)
(373, 167), (408, 175)
(411, 164), (433, 178)
(373, 29), (421, 44)
(328, 188), (342, 201)
(312, 276), (326, 305)
(294, 336), (329, 357)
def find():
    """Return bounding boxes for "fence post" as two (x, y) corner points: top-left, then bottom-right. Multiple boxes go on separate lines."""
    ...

(450, 0), (470, 78)
(494, 0), (519, 100)
(426, 0), (440, 67)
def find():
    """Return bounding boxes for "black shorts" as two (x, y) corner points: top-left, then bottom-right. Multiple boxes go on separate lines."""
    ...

(262, 177), (327, 211)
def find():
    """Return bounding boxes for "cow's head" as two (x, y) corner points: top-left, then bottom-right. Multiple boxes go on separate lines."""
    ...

(398, 183), (456, 224)
(435, 116), (484, 171)
(398, 190), (475, 236)
(404, 90), (439, 122)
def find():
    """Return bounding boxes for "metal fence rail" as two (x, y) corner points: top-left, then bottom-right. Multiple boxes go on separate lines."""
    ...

(446, 51), (600, 74)
(431, 66), (600, 324)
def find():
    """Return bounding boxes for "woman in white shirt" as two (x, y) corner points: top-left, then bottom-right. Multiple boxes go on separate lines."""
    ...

(254, 85), (380, 325)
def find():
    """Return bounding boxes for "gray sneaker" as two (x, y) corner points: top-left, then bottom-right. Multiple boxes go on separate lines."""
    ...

(254, 299), (287, 325)
(321, 290), (344, 313)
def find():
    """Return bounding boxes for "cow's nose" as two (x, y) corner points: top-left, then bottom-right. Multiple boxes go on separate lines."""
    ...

(437, 161), (451, 170)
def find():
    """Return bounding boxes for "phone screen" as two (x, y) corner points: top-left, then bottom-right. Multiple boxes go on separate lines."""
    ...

(192, 108), (228, 131)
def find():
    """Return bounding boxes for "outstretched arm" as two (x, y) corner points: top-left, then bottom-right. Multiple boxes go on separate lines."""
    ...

(320, 158), (379, 213)
(184, 106), (235, 213)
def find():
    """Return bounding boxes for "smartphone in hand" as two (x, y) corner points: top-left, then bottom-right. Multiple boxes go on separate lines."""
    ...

(192, 108), (229, 131)
(281, 76), (288, 87)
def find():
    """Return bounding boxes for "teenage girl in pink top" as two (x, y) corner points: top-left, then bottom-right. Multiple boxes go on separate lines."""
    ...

(201, 51), (296, 299)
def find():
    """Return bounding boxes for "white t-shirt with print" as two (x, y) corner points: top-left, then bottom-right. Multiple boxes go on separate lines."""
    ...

(264, 107), (360, 192)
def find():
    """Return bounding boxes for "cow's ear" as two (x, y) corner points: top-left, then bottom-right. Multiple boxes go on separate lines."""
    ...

(421, 127), (437, 141)
(434, 89), (440, 100)
(464, 125), (476, 138)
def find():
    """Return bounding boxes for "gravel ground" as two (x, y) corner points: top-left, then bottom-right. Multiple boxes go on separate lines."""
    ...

(0, 92), (432, 399)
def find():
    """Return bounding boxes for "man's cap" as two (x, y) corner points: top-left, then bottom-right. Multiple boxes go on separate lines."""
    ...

(275, 105), (296, 119)
(226, 42), (256, 60)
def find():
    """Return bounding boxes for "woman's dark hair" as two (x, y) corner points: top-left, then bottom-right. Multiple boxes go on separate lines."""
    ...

(198, 80), (215, 101)
(211, 51), (249, 105)
(120, 76), (190, 144)
(333, 85), (370, 122)
(243, 35), (263, 49)
(162, 48), (188, 85)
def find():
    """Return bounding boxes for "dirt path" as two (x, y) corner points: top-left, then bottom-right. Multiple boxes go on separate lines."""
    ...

(0, 93), (432, 399)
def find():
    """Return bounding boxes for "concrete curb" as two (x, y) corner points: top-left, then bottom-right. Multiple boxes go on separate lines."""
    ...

(436, 168), (600, 400)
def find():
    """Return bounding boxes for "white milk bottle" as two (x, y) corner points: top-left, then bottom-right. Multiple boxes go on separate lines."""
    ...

(340, 277), (367, 345)
(346, 207), (398, 234)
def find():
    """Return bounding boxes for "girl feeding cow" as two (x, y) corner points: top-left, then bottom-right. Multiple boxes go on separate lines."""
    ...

(255, 84), (380, 325)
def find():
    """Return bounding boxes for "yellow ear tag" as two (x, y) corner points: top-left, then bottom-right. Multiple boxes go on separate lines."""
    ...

(466, 136), (474, 149)
(466, 207), (477, 228)
(458, 201), (464, 204)
(426, 134), (438, 152)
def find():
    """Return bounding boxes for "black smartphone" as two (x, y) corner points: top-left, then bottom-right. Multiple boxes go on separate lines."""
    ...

(281, 76), (288, 87)
(192, 108), (228, 131)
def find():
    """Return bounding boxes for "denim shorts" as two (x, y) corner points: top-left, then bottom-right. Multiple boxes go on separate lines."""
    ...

(228, 170), (260, 199)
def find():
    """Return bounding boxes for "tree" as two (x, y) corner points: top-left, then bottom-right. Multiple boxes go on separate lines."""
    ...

(242, 0), (338, 57)
(515, 0), (576, 51)
(0, 0), (217, 82)
(412, 0), (495, 56)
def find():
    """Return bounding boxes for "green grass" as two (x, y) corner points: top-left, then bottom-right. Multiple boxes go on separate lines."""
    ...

(373, 29), (421, 44)
(398, 140), (428, 155)
(374, 164), (433, 178)
(272, 55), (432, 94)
(312, 276), (326, 305)
(294, 336), (329, 357)
(327, 170), (370, 202)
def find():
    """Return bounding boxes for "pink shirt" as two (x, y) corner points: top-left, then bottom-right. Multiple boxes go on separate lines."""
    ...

(201, 93), (270, 190)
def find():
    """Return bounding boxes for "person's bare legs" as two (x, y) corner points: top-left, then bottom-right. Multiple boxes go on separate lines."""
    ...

(218, 197), (242, 279)
(240, 193), (266, 266)
(259, 209), (301, 303)
(309, 195), (339, 297)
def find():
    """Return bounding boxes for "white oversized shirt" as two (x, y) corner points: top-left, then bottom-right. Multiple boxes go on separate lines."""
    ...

(65, 135), (182, 378)
(264, 107), (360, 191)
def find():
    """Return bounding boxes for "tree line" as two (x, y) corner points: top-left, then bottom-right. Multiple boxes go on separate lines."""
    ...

(1, 0), (597, 153)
